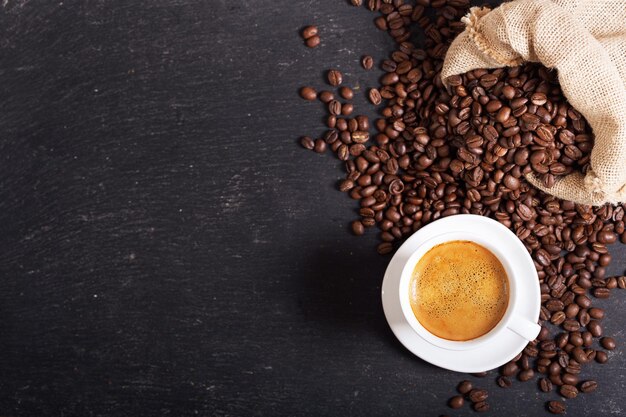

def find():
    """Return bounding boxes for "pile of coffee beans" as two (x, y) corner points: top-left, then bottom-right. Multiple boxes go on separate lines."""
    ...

(298, 0), (624, 414)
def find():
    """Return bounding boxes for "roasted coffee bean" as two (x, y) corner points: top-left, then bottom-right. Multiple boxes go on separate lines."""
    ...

(339, 87), (354, 100)
(369, 88), (382, 105)
(355, 116), (369, 131)
(518, 369), (534, 382)
(547, 359), (561, 374)
(580, 380), (598, 393)
(351, 220), (365, 235)
(593, 287), (610, 298)
(570, 332), (583, 346)
(448, 396), (464, 409)
(457, 380), (472, 394)
(302, 25), (318, 39)
(563, 319), (580, 332)
(352, 131), (370, 143)
(597, 230), (617, 244)
(319, 91), (334, 103)
(468, 389), (488, 403)
(300, 136), (315, 150)
(588, 320), (602, 337)
(551, 311), (566, 325)
(562, 373), (579, 386)
(473, 401), (490, 413)
(607, 277), (618, 289)
(576, 294), (591, 308)
(377, 242), (392, 255)
(327, 69), (343, 86)
(362, 55), (374, 70)
(588, 307), (605, 320)
(339, 179), (355, 192)
(313, 139), (326, 153)
(559, 384), (578, 399)
(572, 346), (588, 363)
(300, 86), (317, 101)
(501, 361), (519, 376)
(565, 303), (580, 318)
(548, 401), (566, 414)
(328, 100), (342, 116)
(596, 351), (609, 363)
(305, 35), (321, 48)
(600, 337), (616, 350)
(539, 378), (553, 392)
(550, 374), (564, 386)
(503, 174), (521, 190)
(497, 376), (512, 388)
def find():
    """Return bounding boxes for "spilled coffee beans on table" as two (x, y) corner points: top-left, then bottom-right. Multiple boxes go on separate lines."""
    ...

(298, 0), (624, 415)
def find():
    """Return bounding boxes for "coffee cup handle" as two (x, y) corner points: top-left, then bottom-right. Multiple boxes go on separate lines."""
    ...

(507, 317), (541, 341)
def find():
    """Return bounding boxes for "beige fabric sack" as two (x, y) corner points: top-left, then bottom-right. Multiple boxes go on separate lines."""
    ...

(441, 0), (626, 206)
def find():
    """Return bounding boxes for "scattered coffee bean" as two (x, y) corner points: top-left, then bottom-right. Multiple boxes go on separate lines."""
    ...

(327, 69), (343, 86)
(589, 307), (604, 319)
(457, 380), (472, 394)
(351, 220), (365, 235)
(588, 320), (603, 337)
(539, 378), (553, 393)
(300, 136), (315, 150)
(339, 86), (354, 100)
(548, 401), (566, 414)
(501, 361), (519, 376)
(377, 242), (392, 255)
(328, 100), (341, 116)
(300, 86), (317, 101)
(559, 384), (578, 399)
(305, 35), (320, 48)
(580, 380), (598, 393)
(562, 373), (579, 386)
(341, 103), (354, 116)
(362, 55), (374, 70)
(468, 389), (488, 403)
(600, 337), (616, 350)
(302, 25), (318, 40)
(518, 369), (534, 382)
(473, 401), (490, 413)
(596, 351), (609, 363)
(497, 376), (512, 388)
(593, 287), (611, 298)
(313, 138), (326, 153)
(368, 88), (382, 105)
(319, 91), (334, 103)
(448, 395), (463, 409)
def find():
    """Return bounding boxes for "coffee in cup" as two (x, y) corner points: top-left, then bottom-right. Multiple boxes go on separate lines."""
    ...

(408, 240), (509, 341)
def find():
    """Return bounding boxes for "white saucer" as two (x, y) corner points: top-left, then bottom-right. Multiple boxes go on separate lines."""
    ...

(381, 215), (541, 373)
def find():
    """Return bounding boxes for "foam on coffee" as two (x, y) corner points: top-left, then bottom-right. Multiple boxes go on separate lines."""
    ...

(409, 240), (509, 341)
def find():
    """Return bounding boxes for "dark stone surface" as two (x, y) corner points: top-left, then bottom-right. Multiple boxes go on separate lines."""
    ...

(0, 1), (623, 416)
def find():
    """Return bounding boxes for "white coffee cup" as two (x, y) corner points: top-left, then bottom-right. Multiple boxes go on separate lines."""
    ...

(399, 230), (540, 351)
(382, 214), (542, 372)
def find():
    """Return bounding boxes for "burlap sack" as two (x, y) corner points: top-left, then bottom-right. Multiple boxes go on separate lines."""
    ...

(441, 0), (626, 206)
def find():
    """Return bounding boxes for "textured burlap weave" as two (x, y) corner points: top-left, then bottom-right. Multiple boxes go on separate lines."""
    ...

(441, 0), (626, 205)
